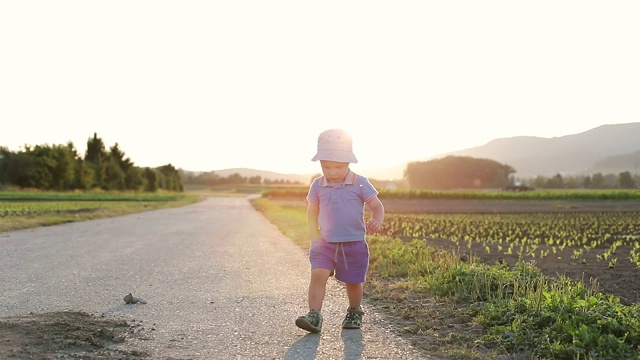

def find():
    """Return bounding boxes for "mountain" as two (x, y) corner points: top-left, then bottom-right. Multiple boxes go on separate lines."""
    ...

(196, 122), (640, 182)
(203, 168), (314, 184)
(351, 122), (640, 180)
(592, 150), (640, 174)
(441, 122), (640, 178)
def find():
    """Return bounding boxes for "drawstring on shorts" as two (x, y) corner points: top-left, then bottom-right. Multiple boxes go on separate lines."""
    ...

(334, 243), (348, 270)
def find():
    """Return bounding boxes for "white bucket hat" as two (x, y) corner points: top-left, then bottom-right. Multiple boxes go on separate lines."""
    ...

(311, 128), (358, 163)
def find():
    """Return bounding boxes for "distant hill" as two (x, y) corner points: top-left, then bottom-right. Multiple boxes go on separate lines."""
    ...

(348, 122), (640, 180)
(444, 122), (640, 177)
(184, 122), (640, 182)
(592, 150), (640, 174)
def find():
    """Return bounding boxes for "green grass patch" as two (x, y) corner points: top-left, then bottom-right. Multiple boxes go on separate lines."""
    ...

(251, 197), (310, 250)
(0, 190), (185, 202)
(0, 191), (201, 232)
(252, 197), (640, 360)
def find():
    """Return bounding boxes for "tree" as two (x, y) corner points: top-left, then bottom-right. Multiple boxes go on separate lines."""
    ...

(618, 171), (636, 189)
(104, 157), (126, 190)
(405, 156), (515, 190)
(248, 175), (262, 185)
(192, 171), (221, 186)
(24, 145), (58, 189)
(591, 173), (605, 189)
(109, 143), (133, 171)
(0, 147), (10, 186)
(85, 133), (108, 189)
(533, 175), (547, 189)
(124, 166), (144, 191)
(47, 143), (78, 190)
(74, 160), (94, 190)
(143, 168), (158, 192)
(0, 134), (185, 192)
(157, 164), (182, 191)
(104, 143), (132, 190)
(604, 173), (618, 188)
(546, 173), (564, 189)
(225, 173), (246, 185)
(564, 175), (578, 189)
(3, 151), (39, 188)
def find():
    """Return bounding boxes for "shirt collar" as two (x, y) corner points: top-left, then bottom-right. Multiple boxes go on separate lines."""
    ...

(319, 170), (357, 187)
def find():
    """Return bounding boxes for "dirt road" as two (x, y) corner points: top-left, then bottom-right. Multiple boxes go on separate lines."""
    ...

(0, 197), (429, 359)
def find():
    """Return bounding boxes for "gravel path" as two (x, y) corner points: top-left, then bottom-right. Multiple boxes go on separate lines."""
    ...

(0, 196), (431, 359)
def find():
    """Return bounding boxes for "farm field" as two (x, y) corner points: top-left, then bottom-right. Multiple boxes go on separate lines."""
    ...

(276, 197), (640, 305)
(261, 195), (640, 358)
(0, 191), (201, 232)
(383, 199), (640, 306)
(3, 189), (640, 359)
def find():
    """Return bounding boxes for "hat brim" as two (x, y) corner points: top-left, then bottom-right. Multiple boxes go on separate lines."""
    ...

(311, 150), (358, 163)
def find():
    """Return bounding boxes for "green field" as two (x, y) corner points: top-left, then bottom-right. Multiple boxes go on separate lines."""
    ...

(251, 192), (640, 360)
(3, 188), (640, 359)
(385, 211), (640, 266)
(0, 190), (201, 232)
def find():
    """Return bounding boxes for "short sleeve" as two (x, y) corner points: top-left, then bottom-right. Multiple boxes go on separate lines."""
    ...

(359, 176), (378, 203)
(306, 178), (320, 204)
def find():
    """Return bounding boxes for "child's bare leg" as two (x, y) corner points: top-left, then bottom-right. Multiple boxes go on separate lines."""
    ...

(345, 282), (363, 309)
(308, 268), (332, 311)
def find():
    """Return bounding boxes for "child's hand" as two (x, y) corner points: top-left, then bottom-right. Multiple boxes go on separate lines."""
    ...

(366, 218), (381, 233)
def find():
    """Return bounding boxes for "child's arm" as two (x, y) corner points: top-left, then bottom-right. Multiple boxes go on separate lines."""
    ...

(307, 202), (321, 240)
(365, 196), (385, 233)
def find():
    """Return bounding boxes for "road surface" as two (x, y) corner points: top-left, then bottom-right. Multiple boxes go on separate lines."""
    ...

(0, 196), (431, 359)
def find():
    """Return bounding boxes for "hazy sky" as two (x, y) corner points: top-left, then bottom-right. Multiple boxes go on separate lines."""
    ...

(1, 0), (638, 175)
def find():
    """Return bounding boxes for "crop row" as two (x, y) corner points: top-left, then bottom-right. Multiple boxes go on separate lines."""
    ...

(383, 212), (640, 267)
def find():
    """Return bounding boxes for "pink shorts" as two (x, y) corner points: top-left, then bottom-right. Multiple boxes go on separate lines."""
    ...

(309, 238), (369, 284)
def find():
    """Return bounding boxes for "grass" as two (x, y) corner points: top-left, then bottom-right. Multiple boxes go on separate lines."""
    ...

(0, 191), (186, 202)
(0, 190), (202, 232)
(4, 187), (640, 359)
(0, 186), (267, 233)
(250, 196), (640, 360)
(251, 197), (310, 249)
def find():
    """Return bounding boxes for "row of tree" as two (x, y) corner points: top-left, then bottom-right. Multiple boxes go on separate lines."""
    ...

(0, 134), (182, 192)
(405, 155), (640, 190)
(525, 171), (639, 190)
(179, 170), (304, 187)
(3, 141), (639, 192)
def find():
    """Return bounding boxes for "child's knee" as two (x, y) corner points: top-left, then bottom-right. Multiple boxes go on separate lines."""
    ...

(310, 267), (332, 281)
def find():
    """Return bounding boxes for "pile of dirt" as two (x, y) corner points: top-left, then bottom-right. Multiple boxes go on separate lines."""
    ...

(0, 311), (148, 359)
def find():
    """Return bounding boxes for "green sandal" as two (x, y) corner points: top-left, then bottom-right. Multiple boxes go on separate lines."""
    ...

(342, 307), (364, 329)
(295, 311), (323, 333)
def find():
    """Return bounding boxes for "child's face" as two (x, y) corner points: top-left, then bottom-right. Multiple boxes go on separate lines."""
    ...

(320, 160), (350, 183)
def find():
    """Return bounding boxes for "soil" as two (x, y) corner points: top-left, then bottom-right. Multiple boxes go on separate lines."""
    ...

(381, 199), (640, 306)
(2, 198), (639, 359)
(0, 311), (148, 359)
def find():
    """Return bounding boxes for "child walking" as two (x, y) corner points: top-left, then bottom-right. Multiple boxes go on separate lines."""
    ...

(295, 128), (385, 333)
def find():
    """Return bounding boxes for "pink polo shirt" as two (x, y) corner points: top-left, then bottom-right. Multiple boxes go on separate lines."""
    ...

(306, 170), (379, 243)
